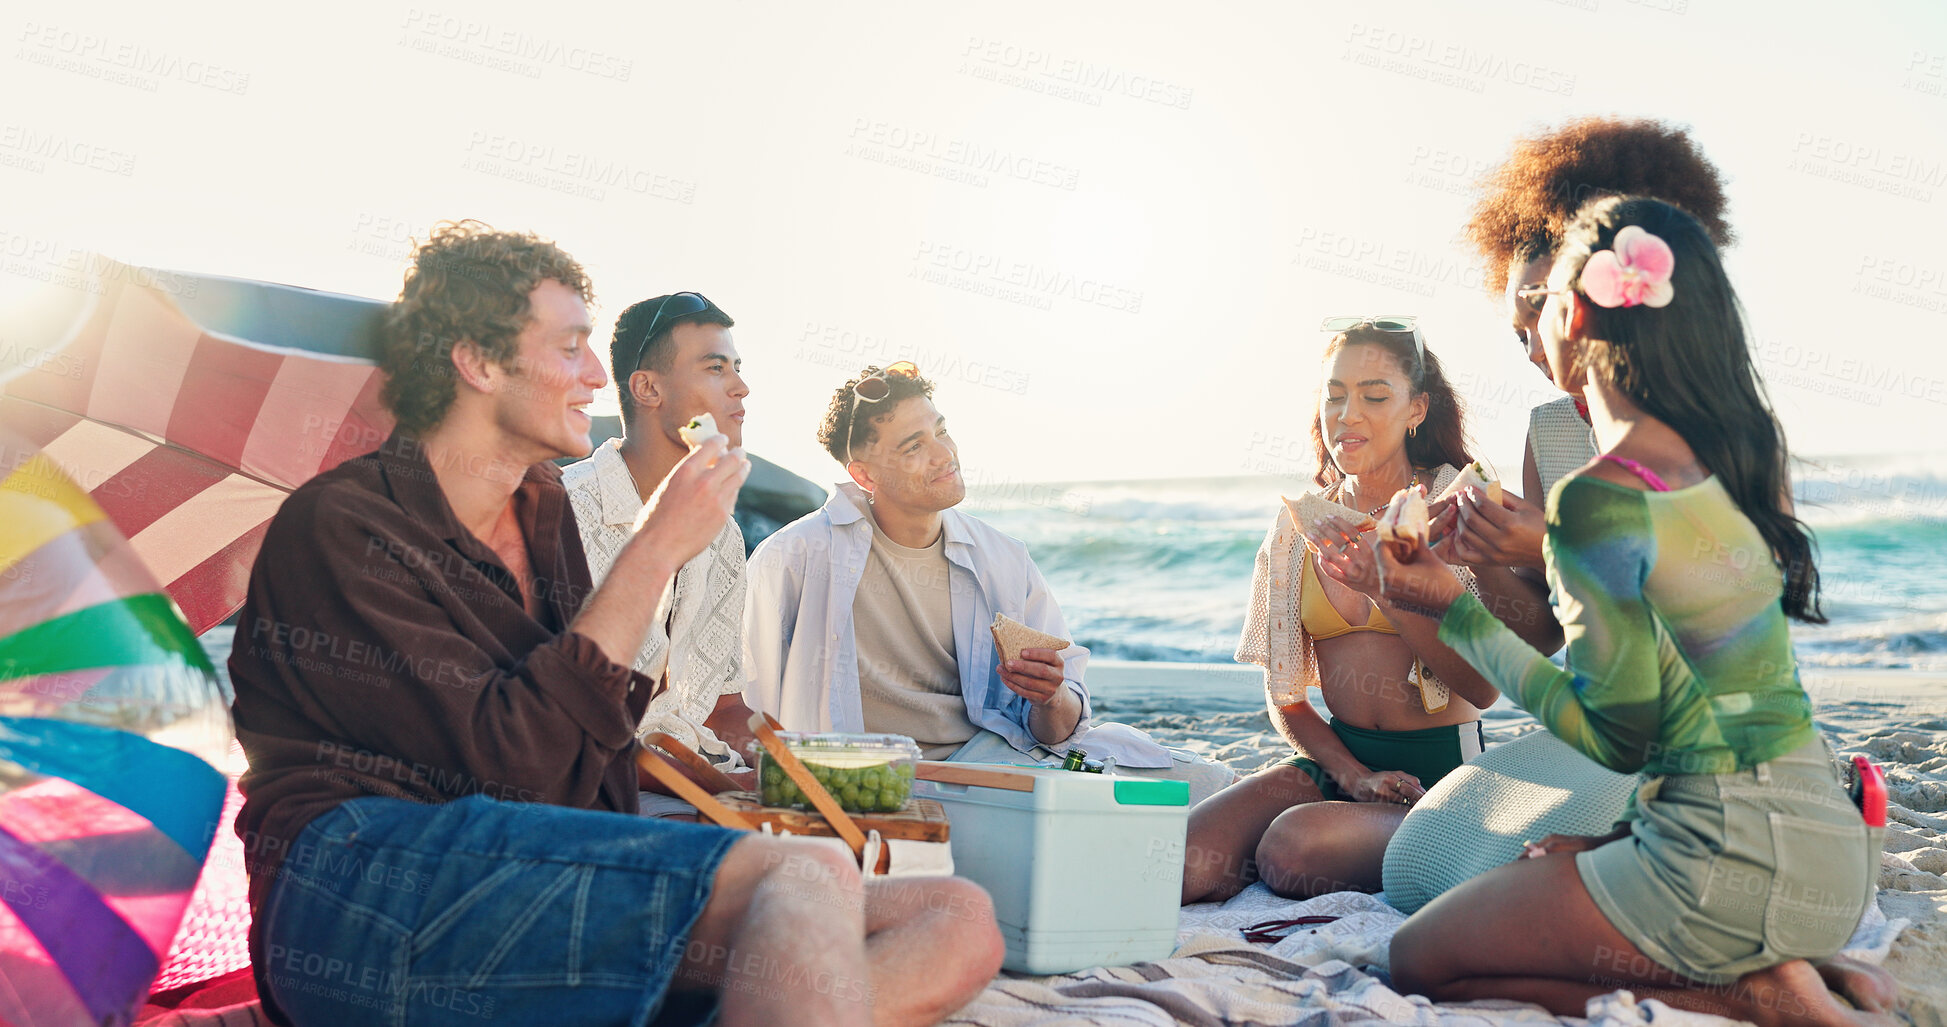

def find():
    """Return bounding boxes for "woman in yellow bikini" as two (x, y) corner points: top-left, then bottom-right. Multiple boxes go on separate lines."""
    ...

(1180, 320), (1556, 903)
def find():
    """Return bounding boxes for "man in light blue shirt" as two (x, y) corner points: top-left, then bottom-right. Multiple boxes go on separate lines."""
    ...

(745, 364), (1197, 779)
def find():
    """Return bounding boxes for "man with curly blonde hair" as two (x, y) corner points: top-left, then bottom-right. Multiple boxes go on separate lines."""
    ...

(231, 221), (1001, 1027)
(377, 220), (599, 435)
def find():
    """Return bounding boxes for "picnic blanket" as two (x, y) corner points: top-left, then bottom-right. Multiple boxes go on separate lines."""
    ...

(138, 883), (1904, 1026)
(945, 884), (1908, 1026)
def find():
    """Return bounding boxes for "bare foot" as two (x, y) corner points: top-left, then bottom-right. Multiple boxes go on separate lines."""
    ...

(1815, 954), (1902, 1015)
(1734, 960), (1900, 1027)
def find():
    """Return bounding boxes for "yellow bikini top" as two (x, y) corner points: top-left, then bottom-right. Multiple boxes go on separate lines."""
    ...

(1300, 547), (1398, 638)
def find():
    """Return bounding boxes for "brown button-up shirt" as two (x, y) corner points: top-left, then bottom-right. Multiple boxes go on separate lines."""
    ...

(229, 432), (654, 993)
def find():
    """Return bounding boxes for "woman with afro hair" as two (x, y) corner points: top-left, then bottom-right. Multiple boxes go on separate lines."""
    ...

(1438, 117), (1734, 574)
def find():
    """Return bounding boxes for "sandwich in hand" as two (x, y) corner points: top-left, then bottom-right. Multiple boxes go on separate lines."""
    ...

(991, 613), (1069, 663)
(1281, 492), (1376, 550)
(1433, 460), (1502, 505)
(1376, 485), (1431, 548)
(678, 413), (723, 448)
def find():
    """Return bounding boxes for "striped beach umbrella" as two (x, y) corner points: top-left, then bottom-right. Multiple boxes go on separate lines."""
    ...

(1, 256), (395, 635)
(0, 428), (232, 1024)
(1, 258), (395, 1017)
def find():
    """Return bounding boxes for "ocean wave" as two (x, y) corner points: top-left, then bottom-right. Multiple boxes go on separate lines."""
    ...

(968, 476), (1298, 522)
(1080, 635), (1235, 663)
(977, 468), (1947, 531)
(977, 471), (1944, 676)
(1792, 611), (1947, 672)
(1063, 496), (1271, 523)
(1028, 532), (1260, 576)
(1790, 459), (1947, 526)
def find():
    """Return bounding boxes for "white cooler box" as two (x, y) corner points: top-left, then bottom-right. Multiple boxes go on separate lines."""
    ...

(914, 763), (1187, 974)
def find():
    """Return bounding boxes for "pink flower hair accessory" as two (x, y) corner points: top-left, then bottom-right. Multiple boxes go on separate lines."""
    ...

(1580, 225), (1675, 308)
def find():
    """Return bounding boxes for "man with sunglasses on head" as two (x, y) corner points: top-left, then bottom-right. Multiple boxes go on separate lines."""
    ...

(563, 292), (766, 817)
(745, 366), (1230, 798)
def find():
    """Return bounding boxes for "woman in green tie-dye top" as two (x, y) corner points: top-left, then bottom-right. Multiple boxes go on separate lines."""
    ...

(1377, 196), (1897, 1024)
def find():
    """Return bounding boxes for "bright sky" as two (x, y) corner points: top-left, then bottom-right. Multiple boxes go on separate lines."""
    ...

(6, 0), (1945, 486)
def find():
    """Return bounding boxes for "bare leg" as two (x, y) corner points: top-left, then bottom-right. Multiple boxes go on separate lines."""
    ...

(676, 836), (874, 1025)
(1390, 849), (1892, 1026)
(677, 836), (1002, 1027)
(1180, 764), (1323, 903)
(860, 877), (1004, 1027)
(1255, 800), (1407, 898)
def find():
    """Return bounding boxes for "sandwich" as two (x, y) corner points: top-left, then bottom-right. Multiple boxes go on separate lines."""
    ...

(991, 613), (1070, 663)
(1433, 460), (1503, 505)
(1376, 485), (1431, 548)
(678, 413), (722, 448)
(1281, 492), (1375, 549)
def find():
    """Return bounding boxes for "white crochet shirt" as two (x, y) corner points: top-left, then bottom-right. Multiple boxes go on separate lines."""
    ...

(562, 439), (749, 768)
(1528, 395), (1598, 499)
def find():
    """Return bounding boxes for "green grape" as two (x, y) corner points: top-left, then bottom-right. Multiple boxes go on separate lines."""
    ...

(761, 751), (917, 812)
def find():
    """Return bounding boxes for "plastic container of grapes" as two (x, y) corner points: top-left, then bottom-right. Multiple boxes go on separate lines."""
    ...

(758, 732), (921, 814)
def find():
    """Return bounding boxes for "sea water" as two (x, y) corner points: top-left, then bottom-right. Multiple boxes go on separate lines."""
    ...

(198, 458), (1946, 721)
(962, 460), (1947, 713)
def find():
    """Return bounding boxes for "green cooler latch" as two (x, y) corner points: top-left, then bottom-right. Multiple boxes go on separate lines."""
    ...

(1113, 778), (1189, 806)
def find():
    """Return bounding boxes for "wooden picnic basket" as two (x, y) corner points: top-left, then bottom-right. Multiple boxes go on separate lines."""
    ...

(636, 714), (953, 876)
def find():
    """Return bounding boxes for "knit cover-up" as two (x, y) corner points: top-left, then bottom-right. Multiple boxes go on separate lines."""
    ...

(1238, 463), (1480, 713)
(1528, 395), (1598, 497)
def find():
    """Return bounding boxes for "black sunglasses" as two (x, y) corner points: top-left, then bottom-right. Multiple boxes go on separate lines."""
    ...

(629, 292), (716, 373)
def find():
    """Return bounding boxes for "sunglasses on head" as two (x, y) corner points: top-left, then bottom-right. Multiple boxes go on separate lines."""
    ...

(1515, 284), (1575, 315)
(629, 292), (717, 373)
(844, 362), (919, 466)
(1320, 315), (1425, 363)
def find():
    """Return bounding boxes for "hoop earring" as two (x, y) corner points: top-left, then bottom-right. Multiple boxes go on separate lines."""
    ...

(1409, 424), (1417, 438)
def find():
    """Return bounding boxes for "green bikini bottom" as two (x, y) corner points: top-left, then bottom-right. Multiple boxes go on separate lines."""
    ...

(1277, 718), (1485, 801)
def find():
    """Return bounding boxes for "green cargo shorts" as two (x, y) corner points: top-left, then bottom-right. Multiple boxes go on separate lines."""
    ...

(1576, 736), (1878, 985)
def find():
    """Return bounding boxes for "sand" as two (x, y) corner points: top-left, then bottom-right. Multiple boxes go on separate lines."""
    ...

(1810, 672), (1947, 1025)
(1129, 669), (1947, 1025)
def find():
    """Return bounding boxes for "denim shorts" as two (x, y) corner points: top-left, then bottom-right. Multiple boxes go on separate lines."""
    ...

(1577, 737), (1878, 985)
(259, 794), (740, 1026)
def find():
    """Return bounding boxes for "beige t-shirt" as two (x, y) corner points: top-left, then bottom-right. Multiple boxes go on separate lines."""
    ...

(852, 521), (977, 759)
